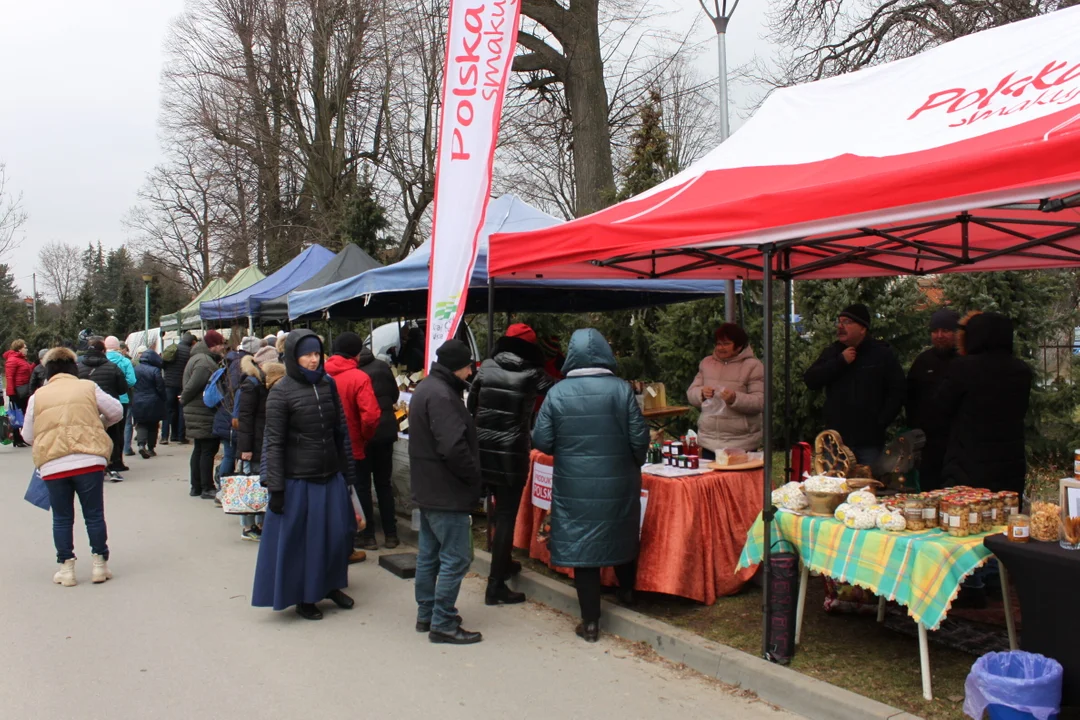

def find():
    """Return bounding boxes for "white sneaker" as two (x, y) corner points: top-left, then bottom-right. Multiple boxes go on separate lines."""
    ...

(53, 558), (77, 587)
(91, 554), (112, 584)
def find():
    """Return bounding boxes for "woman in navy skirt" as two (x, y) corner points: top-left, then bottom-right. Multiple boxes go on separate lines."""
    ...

(252, 330), (358, 619)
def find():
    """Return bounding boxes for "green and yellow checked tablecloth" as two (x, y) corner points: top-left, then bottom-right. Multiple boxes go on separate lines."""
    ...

(737, 511), (998, 630)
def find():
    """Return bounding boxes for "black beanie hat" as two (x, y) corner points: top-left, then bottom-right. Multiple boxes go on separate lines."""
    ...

(332, 332), (365, 358)
(436, 339), (473, 372)
(839, 303), (871, 329)
(930, 308), (960, 331)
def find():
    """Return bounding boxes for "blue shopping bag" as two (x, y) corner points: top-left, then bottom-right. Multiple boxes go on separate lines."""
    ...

(24, 469), (50, 511)
(8, 403), (24, 429)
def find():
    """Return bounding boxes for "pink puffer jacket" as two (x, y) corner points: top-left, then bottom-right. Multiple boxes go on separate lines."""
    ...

(686, 345), (765, 451)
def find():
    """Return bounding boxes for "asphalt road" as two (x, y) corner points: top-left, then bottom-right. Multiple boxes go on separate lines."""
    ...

(0, 440), (796, 720)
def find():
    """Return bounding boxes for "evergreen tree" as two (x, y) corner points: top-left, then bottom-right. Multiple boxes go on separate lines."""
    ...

(616, 90), (676, 202)
(0, 264), (27, 350)
(112, 277), (141, 338)
(340, 177), (391, 259)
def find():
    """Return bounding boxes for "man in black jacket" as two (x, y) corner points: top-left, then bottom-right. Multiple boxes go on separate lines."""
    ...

(906, 309), (960, 491)
(78, 338), (130, 480)
(804, 303), (905, 468)
(356, 343), (401, 550)
(409, 339), (483, 646)
(162, 333), (195, 445)
(468, 323), (554, 606)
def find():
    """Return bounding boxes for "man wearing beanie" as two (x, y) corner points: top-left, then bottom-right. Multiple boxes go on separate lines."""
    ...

(409, 338), (484, 645)
(467, 322), (554, 606)
(906, 309), (960, 490)
(804, 303), (905, 467)
(325, 332), (382, 559)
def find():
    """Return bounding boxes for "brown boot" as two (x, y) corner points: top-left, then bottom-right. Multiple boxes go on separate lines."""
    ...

(348, 550), (367, 564)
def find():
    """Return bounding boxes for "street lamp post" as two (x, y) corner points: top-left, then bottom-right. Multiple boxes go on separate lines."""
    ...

(142, 274), (153, 345)
(697, 0), (741, 323)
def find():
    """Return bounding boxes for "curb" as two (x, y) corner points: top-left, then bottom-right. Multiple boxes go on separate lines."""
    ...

(472, 548), (921, 720)
(391, 521), (920, 720)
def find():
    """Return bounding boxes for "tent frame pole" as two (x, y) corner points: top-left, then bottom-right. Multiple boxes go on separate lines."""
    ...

(760, 244), (775, 661)
(783, 253), (793, 482)
(487, 277), (496, 359)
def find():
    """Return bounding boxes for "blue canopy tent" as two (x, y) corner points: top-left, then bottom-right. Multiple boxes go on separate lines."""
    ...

(200, 244), (336, 330)
(287, 195), (738, 321)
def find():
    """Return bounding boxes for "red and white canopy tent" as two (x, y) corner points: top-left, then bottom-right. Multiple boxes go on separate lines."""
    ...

(487, 6), (1080, 670)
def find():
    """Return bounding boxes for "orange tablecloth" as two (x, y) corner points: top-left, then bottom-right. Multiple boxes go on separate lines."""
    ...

(513, 450), (763, 604)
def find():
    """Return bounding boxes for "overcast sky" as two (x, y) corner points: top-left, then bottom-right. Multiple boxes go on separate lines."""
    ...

(0, 0), (775, 298)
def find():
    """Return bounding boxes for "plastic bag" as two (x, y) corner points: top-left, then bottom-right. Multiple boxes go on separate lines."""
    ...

(964, 651), (1063, 720)
(24, 469), (50, 511)
(702, 395), (726, 416)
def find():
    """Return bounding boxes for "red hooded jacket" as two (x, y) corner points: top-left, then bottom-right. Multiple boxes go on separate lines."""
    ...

(4, 349), (34, 396)
(325, 354), (382, 460)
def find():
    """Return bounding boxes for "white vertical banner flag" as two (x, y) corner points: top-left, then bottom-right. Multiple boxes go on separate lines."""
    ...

(426, 0), (521, 367)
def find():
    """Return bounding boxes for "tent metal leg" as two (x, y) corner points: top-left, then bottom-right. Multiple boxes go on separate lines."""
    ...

(487, 278), (496, 359)
(761, 246), (774, 661)
(783, 273), (793, 481)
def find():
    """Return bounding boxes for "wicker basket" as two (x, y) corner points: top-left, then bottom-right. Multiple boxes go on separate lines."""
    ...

(806, 490), (848, 517)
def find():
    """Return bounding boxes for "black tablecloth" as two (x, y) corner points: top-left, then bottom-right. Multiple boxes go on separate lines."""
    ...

(985, 534), (1080, 708)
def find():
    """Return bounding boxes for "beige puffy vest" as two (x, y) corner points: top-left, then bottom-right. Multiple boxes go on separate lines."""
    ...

(31, 374), (114, 468)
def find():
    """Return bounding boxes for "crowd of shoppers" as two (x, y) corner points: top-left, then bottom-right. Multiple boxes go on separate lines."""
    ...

(10, 303), (1035, 643)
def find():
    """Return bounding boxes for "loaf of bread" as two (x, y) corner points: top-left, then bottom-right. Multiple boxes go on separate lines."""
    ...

(715, 449), (749, 466)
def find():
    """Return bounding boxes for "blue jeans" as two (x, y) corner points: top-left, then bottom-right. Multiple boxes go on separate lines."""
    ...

(122, 404), (134, 453)
(415, 510), (472, 632)
(163, 386), (184, 441)
(216, 440), (236, 486)
(45, 470), (109, 562)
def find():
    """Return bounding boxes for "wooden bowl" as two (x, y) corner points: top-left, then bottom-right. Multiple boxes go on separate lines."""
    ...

(806, 490), (847, 517)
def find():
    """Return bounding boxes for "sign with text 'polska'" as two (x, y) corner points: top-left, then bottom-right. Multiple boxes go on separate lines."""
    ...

(426, 0), (521, 366)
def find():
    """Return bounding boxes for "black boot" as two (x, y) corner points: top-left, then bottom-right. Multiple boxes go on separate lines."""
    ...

(485, 578), (526, 606)
(326, 589), (354, 609)
(296, 603), (323, 620)
(575, 621), (600, 643)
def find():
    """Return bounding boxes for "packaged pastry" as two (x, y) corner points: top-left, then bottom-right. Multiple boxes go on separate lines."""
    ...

(715, 448), (748, 466)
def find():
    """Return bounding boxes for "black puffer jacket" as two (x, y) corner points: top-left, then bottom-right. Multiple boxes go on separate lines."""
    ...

(235, 355), (283, 466)
(804, 337), (906, 450)
(409, 362), (482, 513)
(358, 348), (400, 445)
(180, 341), (222, 440)
(938, 313), (1032, 494)
(78, 349), (129, 400)
(261, 330), (356, 492)
(163, 334), (195, 388)
(29, 363), (48, 396)
(467, 336), (554, 487)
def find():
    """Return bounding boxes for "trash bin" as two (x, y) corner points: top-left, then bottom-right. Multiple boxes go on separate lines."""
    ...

(964, 650), (1063, 720)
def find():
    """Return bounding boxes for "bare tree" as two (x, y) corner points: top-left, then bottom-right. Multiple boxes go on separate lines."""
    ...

(161, 0), (382, 269)
(37, 241), (83, 316)
(763, 0), (1078, 87)
(0, 163), (28, 260)
(124, 148), (225, 295)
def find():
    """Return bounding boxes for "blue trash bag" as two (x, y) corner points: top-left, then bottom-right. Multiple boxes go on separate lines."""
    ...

(24, 469), (50, 511)
(964, 651), (1063, 720)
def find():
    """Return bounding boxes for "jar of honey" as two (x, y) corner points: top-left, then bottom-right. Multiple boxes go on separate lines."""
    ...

(1007, 514), (1031, 543)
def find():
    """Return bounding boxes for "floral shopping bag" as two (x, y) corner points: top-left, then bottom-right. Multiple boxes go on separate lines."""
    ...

(220, 468), (268, 515)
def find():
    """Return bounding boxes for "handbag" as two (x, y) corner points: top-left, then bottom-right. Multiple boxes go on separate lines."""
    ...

(15, 383), (31, 403)
(8, 402), (24, 430)
(24, 469), (50, 511)
(220, 462), (268, 515)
